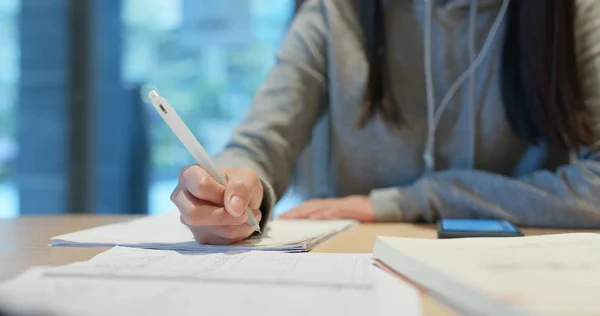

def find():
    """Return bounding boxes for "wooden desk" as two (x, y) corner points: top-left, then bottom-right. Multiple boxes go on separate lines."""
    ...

(0, 216), (587, 315)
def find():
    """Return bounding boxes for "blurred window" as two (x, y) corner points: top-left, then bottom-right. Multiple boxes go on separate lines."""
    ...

(121, 0), (303, 215)
(0, 0), (20, 218)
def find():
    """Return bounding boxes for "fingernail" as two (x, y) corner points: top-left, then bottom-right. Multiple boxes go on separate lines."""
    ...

(229, 196), (245, 216)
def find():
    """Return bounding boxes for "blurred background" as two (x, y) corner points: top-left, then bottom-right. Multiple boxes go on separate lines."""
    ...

(0, 0), (328, 218)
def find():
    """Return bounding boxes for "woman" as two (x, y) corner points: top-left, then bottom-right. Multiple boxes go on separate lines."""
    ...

(170, 0), (600, 244)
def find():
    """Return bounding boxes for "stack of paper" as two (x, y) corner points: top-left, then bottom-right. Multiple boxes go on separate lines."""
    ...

(51, 211), (357, 252)
(373, 233), (600, 316)
(0, 247), (422, 316)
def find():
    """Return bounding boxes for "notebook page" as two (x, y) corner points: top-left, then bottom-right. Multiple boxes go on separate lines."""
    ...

(51, 211), (357, 251)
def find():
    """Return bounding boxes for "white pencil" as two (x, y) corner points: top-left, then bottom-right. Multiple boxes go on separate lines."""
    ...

(148, 90), (261, 233)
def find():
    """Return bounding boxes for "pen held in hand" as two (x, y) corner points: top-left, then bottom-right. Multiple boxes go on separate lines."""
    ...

(148, 90), (262, 234)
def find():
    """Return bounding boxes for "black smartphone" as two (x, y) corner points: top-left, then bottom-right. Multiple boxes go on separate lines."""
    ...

(437, 219), (523, 239)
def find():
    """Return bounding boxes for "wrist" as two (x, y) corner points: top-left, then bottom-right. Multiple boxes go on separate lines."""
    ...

(369, 188), (406, 222)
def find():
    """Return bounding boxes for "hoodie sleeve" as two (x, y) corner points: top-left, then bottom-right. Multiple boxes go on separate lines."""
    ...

(214, 0), (328, 226)
(370, 0), (600, 228)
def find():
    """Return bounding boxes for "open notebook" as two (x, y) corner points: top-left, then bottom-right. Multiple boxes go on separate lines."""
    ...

(373, 233), (600, 316)
(51, 211), (358, 252)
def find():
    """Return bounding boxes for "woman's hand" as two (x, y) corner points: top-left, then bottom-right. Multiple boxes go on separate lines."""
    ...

(279, 195), (376, 222)
(171, 165), (264, 245)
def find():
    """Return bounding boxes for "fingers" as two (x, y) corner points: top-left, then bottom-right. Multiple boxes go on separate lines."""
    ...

(173, 187), (262, 226)
(173, 165), (265, 245)
(179, 165), (225, 205)
(281, 197), (377, 222)
(223, 168), (263, 217)
(185, 209), (262, 245)
(309, 208), (344, 220)
(285, 207), (343, 220)
(177, 166), (263, 218)
(279, 199), (329, 219)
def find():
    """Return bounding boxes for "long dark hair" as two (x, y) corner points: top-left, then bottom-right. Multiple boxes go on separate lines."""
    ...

(358, 0), (595, 149)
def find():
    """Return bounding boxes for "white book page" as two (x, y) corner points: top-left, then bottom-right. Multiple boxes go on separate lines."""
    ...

(378, 233), (600, 315)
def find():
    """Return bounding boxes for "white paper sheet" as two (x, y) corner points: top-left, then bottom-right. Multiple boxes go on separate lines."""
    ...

(374, 233), (600, 316)
(51, 211), (358, 252)
(0, 248), (422, 316)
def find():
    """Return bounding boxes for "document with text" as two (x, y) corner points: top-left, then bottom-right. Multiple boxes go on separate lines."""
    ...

(1, 247), (421, 316)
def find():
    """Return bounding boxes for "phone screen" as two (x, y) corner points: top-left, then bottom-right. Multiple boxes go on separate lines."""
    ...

(441, 219), (518, 233)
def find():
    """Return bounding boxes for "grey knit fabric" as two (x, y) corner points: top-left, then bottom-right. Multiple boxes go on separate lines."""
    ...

(215, 0), (600, 228)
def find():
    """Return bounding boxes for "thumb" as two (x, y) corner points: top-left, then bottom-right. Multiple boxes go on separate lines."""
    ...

(223, 168), (260, 217)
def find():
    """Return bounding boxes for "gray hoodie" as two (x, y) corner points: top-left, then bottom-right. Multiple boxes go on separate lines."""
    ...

(215, 0), (600, 228)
